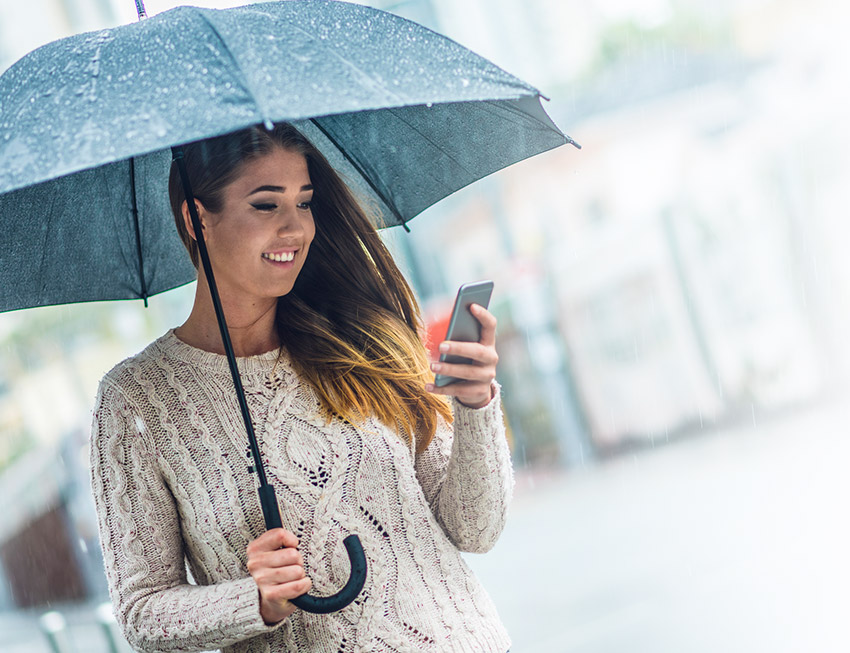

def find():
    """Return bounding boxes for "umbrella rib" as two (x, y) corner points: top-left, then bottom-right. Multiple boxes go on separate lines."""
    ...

(479, 96), (578, 148)
(308, 118), (407, 229)
(384, 106), (479, 177)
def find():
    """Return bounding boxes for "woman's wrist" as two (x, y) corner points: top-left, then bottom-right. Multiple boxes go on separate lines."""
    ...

(455, 381), (496, 409)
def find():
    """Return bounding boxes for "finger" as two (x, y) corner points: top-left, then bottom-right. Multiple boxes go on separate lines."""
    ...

(247, 528), (300, 555)
(470, 303), (497, 347)
(255, 563), (307, 586)
(426, 380), (484, 395)
(430, 361), (495, 383)
(438, 341), (498, 366)
(425, 380), (493, 409)
(264, 577), (313, 603)
(248, 547), (304, 573)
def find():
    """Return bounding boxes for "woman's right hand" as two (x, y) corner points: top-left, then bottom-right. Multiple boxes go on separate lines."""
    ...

(246, 528), (312, 625)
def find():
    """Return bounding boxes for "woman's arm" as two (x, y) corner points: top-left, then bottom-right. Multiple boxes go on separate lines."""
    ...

(417, 303), (514, 553)
(415, 387), (514, 553)
(90, 378), (284, 653)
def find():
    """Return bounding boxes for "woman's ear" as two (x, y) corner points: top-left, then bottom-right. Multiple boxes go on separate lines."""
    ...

(181, 199), (207, 241)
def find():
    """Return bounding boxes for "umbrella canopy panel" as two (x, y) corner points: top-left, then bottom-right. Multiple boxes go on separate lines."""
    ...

(300, 95), (565, 224)
(0, 150), (195, 312)
(0, 0), (546, 196)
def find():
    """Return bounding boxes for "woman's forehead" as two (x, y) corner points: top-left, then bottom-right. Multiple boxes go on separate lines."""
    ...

(228, 147), (311, 195)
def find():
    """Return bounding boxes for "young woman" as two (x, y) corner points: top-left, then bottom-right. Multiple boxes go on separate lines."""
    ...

(90, 123), (513, 652)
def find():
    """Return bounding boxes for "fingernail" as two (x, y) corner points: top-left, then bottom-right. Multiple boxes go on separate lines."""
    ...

(425, 383), (434, 392)
(430, 362), (440, 372)
(439, 343), (449, 353)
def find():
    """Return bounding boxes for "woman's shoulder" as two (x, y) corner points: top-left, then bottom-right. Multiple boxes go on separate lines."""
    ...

(96, 330), (180, 401)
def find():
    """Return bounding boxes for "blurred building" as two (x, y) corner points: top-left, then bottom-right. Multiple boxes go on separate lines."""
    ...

(396, 0), (850, 458)
(0, 0), (116, 71)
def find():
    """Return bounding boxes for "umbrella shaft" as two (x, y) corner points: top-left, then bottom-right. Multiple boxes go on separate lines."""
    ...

(171, 147), (270, 492)
(129, 158), (149, 306)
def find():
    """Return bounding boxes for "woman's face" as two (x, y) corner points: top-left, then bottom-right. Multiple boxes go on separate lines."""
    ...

(195, 146), (316, 307)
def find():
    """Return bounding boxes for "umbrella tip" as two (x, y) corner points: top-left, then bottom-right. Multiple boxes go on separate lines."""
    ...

(566, 135), (581, 150)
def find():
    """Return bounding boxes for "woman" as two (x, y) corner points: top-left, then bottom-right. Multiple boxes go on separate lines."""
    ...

(90, 123), (513, 652)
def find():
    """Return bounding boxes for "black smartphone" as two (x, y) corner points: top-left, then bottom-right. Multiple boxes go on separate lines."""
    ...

(434, 280), (494, 387)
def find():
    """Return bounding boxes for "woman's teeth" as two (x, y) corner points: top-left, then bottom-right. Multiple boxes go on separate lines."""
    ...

(263, 252), (295, 262)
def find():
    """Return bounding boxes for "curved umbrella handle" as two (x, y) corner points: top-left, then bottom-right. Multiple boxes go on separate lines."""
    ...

(259, 485), (368, 614)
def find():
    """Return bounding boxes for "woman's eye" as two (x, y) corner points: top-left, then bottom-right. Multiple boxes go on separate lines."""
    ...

(298, 201), (312, 210)
(251, 203), (277, 212)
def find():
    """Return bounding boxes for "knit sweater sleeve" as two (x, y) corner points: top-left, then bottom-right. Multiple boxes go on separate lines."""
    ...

(414, 384), (514, 553)
(89, 376), (282, 653)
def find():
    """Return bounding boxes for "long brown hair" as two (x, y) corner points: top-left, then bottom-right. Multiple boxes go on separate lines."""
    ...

(169, 123), (451, 452)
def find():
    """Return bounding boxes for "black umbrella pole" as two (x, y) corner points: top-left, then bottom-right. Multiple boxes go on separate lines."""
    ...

(171, 147), (367, 614)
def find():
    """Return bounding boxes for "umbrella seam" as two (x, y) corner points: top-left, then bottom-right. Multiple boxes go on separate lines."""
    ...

(194, 10), (272, 126)
(282, 23), (409, 107)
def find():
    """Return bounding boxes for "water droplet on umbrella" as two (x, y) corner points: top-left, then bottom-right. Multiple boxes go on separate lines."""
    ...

(264, 119), (274, 130)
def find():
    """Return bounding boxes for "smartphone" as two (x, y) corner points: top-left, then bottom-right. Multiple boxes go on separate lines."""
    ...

(434, 280), (494, 387)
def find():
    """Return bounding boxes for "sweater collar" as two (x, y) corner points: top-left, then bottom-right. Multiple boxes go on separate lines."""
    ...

(157, 328), (287, 377)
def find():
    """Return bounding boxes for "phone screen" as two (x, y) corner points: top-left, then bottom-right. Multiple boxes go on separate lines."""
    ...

(434, 280), (494, 387)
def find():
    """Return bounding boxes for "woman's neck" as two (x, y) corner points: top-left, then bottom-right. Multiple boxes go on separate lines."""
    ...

(175, 277), (280, 357)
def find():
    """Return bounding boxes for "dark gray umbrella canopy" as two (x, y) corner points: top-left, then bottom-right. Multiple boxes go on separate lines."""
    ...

(0, 0), (571, 312)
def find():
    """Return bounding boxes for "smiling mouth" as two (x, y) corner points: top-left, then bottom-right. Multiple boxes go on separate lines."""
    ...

(262, 251), (296, 263)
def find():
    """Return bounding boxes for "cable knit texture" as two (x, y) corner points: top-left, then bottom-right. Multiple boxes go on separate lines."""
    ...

(89, 330), (513, 653)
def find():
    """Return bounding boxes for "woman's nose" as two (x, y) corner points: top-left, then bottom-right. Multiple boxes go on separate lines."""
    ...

(276, 206), (302, 235)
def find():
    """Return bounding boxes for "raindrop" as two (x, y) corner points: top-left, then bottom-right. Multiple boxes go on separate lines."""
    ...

(461, 78), (470, 87)
(264, 119), (274, 130)
(425, 102), (433, 108)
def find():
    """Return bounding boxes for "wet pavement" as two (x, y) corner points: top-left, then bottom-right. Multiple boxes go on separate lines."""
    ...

(465, 394), (850, 652)
(2, 395), (848, 652)
(0, 601), (132, 653)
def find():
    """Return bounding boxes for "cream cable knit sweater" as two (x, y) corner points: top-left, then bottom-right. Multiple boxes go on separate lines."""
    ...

(90, 330), (513, 653)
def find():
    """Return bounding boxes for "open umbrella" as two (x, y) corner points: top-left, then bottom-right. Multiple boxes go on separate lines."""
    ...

(0, 0), (577, 615)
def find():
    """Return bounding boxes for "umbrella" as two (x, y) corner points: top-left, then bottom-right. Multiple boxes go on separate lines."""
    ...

(0, 0), (577, 614)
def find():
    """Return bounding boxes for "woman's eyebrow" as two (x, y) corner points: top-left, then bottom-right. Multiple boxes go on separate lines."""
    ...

(247, 184), (313, 196)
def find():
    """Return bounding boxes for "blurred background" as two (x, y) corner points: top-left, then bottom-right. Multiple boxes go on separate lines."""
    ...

(1, 0), (849, 651)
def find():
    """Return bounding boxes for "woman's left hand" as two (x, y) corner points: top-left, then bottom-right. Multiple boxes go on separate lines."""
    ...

(425, 303), (498, 409)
